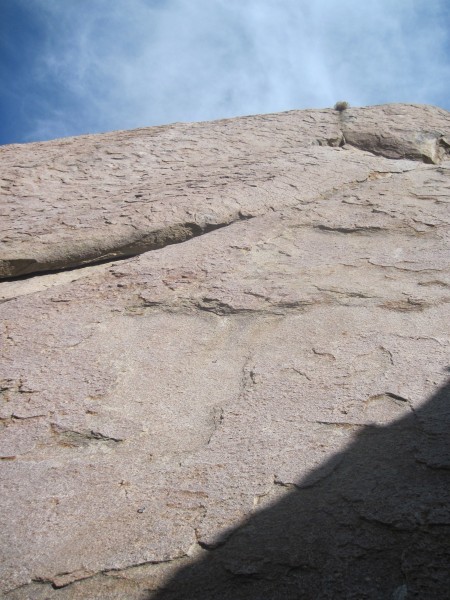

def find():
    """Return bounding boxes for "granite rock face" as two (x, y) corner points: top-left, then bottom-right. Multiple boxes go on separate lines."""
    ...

(1, 104), (450, 599)
(1, 103), (449, 279)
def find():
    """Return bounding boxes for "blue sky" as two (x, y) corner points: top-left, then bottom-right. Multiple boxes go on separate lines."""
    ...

(1, 0), (449, 145)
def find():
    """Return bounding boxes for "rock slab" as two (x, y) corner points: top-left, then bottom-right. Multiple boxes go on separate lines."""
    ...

(1, 104), (450, 599)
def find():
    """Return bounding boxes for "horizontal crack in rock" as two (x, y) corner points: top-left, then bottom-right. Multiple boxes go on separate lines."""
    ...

(314, 224), (384, 234)
(50, 423), (123, 445)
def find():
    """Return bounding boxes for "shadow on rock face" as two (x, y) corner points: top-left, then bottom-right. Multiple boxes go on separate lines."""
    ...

(151, 374), (450, 600)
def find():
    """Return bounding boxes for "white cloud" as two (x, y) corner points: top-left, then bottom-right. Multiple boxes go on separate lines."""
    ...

(20, 0), (450, 140)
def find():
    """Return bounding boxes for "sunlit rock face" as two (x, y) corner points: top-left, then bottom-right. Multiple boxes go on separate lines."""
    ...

(1, 104), (449, 599)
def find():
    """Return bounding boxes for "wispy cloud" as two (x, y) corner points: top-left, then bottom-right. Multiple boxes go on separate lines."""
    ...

(6, 0), (450, 142)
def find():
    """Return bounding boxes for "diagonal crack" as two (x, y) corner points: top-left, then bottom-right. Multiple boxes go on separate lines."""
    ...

(0, 213), (255, 281)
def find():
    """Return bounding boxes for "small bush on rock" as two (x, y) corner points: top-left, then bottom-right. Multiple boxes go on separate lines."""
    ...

(334, 101), (349, 112)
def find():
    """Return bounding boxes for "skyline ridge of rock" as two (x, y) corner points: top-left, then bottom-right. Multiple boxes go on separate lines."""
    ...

(1, 103), (449, 280)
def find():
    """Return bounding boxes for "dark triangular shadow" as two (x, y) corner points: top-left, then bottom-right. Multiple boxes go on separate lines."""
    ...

(151, 375), (450, 599)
